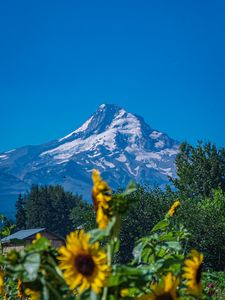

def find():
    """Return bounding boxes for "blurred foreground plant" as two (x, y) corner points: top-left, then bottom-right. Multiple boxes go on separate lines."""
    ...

(0, 170), (216, 299)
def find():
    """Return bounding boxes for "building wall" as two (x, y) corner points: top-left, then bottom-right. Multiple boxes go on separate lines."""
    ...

(3, 230), (64, 252)
(3, 245), (24, 253)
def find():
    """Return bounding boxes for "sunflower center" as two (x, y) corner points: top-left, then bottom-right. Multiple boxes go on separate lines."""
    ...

(196, 263), (203, 284)
(156, 293), (174, 300)
(75, 253), (95, 277)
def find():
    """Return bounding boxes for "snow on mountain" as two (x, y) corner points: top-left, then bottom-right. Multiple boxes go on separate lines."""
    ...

(0, 104), (179, 216)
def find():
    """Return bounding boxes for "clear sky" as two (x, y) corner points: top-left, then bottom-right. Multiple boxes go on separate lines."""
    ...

(0, 0), (225, 152)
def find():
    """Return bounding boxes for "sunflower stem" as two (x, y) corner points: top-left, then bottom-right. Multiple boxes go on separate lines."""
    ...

(102, 242), (112, 300)
(102, 214), (121, 300)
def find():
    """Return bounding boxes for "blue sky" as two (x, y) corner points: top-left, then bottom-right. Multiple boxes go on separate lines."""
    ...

(0, 0), (225, 152)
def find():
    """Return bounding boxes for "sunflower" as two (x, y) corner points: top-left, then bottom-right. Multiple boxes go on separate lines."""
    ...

(120, 288), (129, 297)
(96, 205), (110, 230)
(0, 272), (4, 295)
(32, 233), (42, 244)
(24, 288), (40, 300)
(168, 200), (180, 217)
(183, 250), (203, 297)
(17, 279), (25, 299)
(92, 169), (112, 229)
(58, 229), (110, 294)
(138, 273), (179, 300)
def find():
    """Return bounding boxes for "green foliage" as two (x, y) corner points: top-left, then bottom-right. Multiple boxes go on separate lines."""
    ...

(1, 235), (73, 299)
(0, 213), (15, 254)
(119, 185), (177, 263)
(23, 184), (90, 236)
(0, 181), (221, 300)
(15, 193), (26, 230)
(133, 220), (188, 275)
(0, 214), (15, 239)
(116, 184), (225, 272)
(171, 141), (225, 198)
(176, 189), (225, 270)
(70, 201), (96, 231)
(203, 271), (225, 299)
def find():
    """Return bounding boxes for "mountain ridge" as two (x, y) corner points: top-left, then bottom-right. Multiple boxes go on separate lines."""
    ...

(0, 104), (179, 216)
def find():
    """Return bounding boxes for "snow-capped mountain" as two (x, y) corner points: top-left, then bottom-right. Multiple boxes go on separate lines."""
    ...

(0, 104), (179, 216)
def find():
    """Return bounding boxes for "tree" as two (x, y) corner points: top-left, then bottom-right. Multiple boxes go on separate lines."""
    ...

(171, 142), (225, 198)
(25, 185), (44, 229)
(48, 185), (81, 235)
(15, 193), (26, 230)
(119, 185), (177, 263)
(24, 185), (86, 236)
(0, 213), (15, 253)
(176, 189), (225, 270)
(70, 201), (95, 232)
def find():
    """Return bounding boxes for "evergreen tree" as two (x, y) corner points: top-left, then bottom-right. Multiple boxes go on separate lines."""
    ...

(47, 185), (76, 235)
(24, 184), (86, 236)
(15, 193), (26, 230)
(25, 185), (43, 228)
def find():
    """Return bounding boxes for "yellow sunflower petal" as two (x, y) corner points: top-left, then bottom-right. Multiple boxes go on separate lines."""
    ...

(91, 169), (112, 229)
(183, 250), (203, 297)
(139, 273), (179, 300)
(58, 230), (109, 294)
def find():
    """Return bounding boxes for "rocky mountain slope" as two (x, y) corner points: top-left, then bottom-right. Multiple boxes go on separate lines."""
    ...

(0, 104), (179, 216)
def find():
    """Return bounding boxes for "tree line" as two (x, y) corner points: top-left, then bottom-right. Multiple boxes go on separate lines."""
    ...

(15, 185), (94, 237)
(15, 141), (225, 270)
(119, 141), (225, 269)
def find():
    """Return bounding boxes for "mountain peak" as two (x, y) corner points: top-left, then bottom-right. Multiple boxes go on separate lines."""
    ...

(94, 103), (125, 122)
(0, 103), (180, 215)
(59, 104), (128, 142)
(47, 103), (178, 164)
(97, 103), (122, 111)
